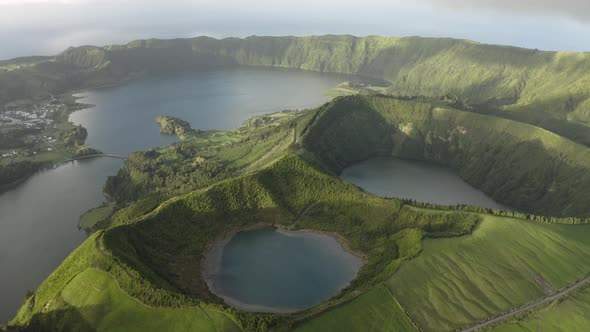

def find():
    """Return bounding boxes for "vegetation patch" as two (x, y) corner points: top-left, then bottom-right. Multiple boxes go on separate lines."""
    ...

(493, 285), (590, 332)
(59, 268), (240, 332)
(156, 115), (198, 140)
(79, 203), (116, 232)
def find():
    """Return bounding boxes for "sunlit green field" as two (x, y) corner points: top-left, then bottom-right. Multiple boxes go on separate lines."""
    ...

(493, 286), (590, 332)
(60, 268), (240, 332)
(295, 285), (417, 332)
(79, 204), (115, 230)
(387, 216), (590, 332)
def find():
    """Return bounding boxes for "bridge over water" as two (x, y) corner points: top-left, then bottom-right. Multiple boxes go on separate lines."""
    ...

(60, 153), (127, 165)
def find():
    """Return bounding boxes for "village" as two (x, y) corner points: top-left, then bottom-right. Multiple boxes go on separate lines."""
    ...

(0, 101), (64, 130)
(0, 100), (67, 160)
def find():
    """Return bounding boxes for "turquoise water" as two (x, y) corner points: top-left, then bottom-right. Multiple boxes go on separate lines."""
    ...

(341, 158), (507, 209)
(206, 228), (363, 312)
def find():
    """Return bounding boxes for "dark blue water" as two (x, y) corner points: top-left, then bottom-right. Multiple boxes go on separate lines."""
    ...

(71, 67), (345, 155)
(341, 158), (507, 209)
(0, 158), (123, 322)
(207, 228), (363, 312)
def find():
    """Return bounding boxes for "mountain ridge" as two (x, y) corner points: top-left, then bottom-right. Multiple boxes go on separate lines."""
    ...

(3, 35), (590, 149)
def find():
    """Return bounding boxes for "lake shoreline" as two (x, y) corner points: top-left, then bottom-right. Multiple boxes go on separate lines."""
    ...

(0, 94), (102, 195)
(201, 223), (366, 313)
(277, 226), (369, 264)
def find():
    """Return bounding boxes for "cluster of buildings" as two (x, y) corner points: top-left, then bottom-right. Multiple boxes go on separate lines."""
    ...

(0, 102), (65, 130)
(0, 103), (68, 159)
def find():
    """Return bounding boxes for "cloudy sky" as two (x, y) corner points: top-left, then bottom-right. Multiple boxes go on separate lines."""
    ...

(1, 0), (589, 59)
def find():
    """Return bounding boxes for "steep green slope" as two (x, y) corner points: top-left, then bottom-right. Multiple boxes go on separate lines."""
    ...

(104, 153), (478, 302)
(387, 215), (590, 332)
(10, 153), (479, 331)
(302, 95), (590, 216)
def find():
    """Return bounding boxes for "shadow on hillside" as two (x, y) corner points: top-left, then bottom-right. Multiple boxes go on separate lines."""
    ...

(11, 307), (95, 332)
(300, 96), (590, 217)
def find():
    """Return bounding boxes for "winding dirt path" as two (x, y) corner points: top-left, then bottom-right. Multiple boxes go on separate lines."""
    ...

(462, 274), (590, 332)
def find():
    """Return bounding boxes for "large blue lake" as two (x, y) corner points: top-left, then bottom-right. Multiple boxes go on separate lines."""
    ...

(0, 67), (345, 323)
(204, 228), (363, 312)
(71, 67), (345, 155)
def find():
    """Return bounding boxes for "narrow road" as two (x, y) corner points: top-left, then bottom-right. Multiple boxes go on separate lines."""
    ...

(462, 274), (590, 331)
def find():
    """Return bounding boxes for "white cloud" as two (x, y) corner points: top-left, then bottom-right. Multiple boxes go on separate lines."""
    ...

(0, 0), (83, 5)
(0, 0), (589, 59)
(427, 0), (590, 22)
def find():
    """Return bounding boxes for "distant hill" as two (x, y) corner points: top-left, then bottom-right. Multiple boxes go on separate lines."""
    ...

(2, 35), (590, 134)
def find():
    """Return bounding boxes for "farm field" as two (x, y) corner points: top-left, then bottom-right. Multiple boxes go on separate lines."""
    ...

(494, 286), (590, 332)
(295, 285), (417, 332)
(387, 215), (590, 332)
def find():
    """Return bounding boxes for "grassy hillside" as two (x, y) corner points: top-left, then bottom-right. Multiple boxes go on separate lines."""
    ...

(58, 268), (240, 332)
(301, 95), (590, 216)
(10, 153), (480, 331)
(387, 215), (590, 332)
(294, 285), (418, 332)
(493, 285), (590, 332)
